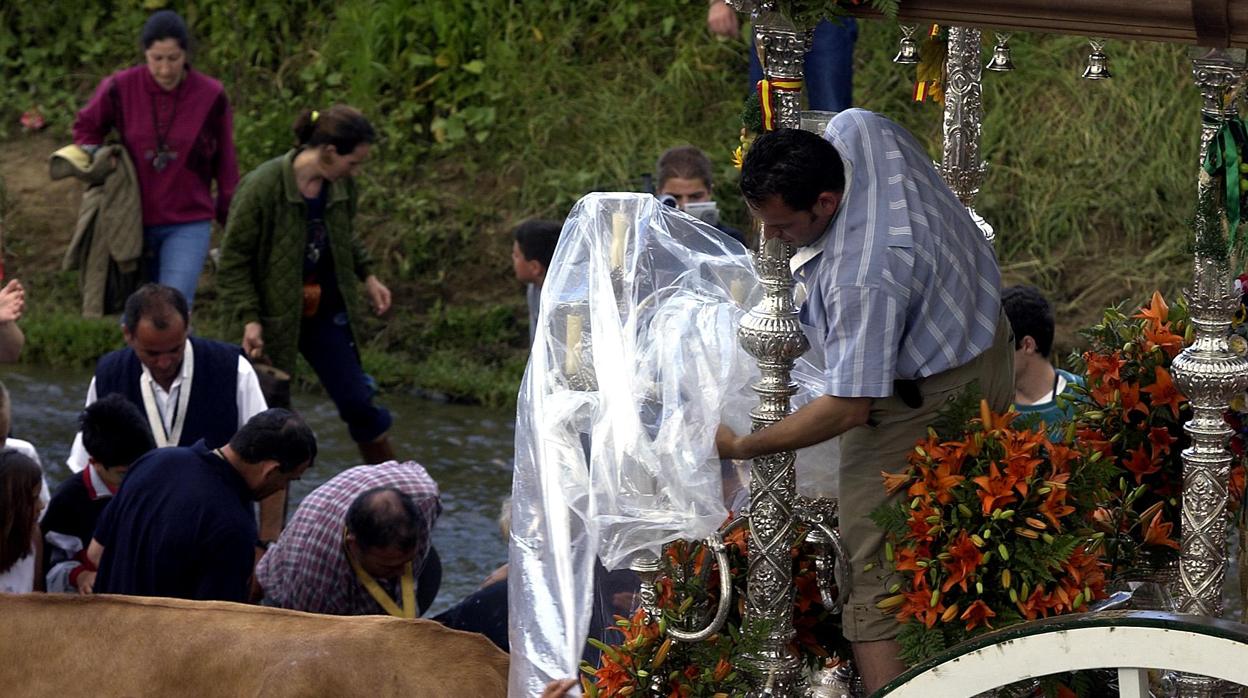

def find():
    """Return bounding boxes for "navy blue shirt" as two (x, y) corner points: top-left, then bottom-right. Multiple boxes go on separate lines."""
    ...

(94, 441), (256, 602)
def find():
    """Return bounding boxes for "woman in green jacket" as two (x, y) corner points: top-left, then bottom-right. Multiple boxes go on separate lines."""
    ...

(218, 105), (394, 464)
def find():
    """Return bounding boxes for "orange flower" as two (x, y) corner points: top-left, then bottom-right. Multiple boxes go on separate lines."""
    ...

(897, 586), (943, 629)
(941, 531), (983, 593)
(1015, 585), (1050, 621)
(1142, 366), (1185, 419)
(1134, 290), (1170, 328)
(1143, 322), (1184, 358)
(908, 460), (965, 504)
(882, 469), (911, 494)
(971, 461), (1018, 515)
(1123, 445), (1160, 484)
(1148, 426), (1178, 458)
(1045, 441), (1080, 474)
(1038, 487), (1076, 531)
(712, 657), (733, 682)
(1143, 513), (1180, 550)
(1084, 350), (1124, 384)
(959, 599), (996, 631)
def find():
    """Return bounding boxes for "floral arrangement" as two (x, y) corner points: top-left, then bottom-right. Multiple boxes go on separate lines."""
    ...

(1223, 274), (1248, 512)
(1068, 292), (1192, 574)
(872, 398), (1112, 666)
(583, 520), (848, 697)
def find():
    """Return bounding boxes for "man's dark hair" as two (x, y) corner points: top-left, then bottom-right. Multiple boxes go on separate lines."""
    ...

(140, 10), (190, 51)
(740, 128), (846, 211)
(1001, 285), (1056, 357)
(512, 220), (562, 270)
(81, 393), (156, 470)
(229, 408), (317, 473)
(656, 145), (714, 191)
(346, 487), (429, 553)
(122, 284), (189, 333)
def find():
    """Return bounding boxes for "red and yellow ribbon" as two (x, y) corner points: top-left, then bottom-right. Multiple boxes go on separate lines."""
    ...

(913, 24), (946, 104)
(757, 79), (803, 132)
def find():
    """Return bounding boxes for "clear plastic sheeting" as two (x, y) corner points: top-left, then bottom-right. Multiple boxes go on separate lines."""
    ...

(508, 193), (761, 695)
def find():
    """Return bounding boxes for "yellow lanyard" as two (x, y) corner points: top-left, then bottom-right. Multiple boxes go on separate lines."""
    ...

(345, 535), (416, 619)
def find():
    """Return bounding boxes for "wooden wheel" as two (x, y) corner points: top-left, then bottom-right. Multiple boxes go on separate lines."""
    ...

(877, 611), (1248, 697)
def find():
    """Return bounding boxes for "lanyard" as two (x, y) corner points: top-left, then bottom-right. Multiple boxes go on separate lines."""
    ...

(345, 531), (415, 619)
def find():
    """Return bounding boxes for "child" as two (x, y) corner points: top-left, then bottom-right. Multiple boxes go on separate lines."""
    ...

(0, 449), (45, 593)
(511, 220), (562, 345)
(41, 393), (156, 593)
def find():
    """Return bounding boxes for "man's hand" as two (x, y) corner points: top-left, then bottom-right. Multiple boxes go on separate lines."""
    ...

(76, 570), (97, 595)
(242, 322), (265, 359)
(716, 424), (749, 460)
(364, 275), (392, 316)
(0, 279), (25, 323)
(707, 0), (740, 37)
(481, 563), (508, 588)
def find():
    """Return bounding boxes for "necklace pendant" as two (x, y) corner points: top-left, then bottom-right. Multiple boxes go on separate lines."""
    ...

(150, 146), (177, 172)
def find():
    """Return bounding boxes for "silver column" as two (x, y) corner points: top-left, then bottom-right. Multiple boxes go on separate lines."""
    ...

(937, 26), (993, 244)
(1171, 47), (1248, 698)
(737, 8), (811, 696)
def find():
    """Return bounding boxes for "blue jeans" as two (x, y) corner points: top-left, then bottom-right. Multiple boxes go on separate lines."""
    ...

(749, 17), (858, 113)
(144, 220), (212, 308)
(299, 308), (393, 444)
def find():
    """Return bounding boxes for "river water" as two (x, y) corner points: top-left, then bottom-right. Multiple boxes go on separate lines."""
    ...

(0, 364), (515, 615)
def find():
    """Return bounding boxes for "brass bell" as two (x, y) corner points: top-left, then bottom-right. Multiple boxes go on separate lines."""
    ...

(1082, 39), (1112, 80)
(893, 25), (920, 65)
(985, 33), (1014, 72)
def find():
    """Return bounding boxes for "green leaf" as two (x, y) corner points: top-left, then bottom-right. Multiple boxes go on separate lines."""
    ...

(462, 59), (486, 74)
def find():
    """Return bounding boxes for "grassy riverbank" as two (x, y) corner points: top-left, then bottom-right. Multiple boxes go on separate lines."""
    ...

(0, 3), (1203, 406)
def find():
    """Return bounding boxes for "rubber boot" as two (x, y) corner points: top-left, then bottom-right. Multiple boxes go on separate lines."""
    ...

(358, 433), (396, 465)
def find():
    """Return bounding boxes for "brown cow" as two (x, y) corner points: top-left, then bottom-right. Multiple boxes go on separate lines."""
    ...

(1, 593), (508, 697)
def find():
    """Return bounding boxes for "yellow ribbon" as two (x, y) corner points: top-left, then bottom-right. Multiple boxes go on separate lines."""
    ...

(757, 79), (803, 132)
(345, 531), (416, 619)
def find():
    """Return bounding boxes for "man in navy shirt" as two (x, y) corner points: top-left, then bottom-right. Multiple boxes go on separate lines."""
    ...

(91, 408), (317, 602)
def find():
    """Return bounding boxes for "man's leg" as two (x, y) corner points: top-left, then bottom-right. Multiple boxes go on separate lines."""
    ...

(853, 640), (908, 693)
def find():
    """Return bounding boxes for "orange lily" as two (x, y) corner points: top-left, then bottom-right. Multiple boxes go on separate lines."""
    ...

(960, 599), (997, 631)
(941, 531), (983, 593)
(1148, 426), (1178, 458)
(1143, 513), (1180, 550)
(971, 461), (1018, 515)
(1123, 445), (1160, 484)
(1142, 366), (1185, 419)
(1134, 290), (1170, 327)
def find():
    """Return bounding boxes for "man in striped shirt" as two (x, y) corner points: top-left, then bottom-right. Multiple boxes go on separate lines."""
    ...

(716, 110), (1013, 691)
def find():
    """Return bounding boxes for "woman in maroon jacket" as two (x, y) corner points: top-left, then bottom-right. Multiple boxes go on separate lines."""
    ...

(73, 10), (239, 309)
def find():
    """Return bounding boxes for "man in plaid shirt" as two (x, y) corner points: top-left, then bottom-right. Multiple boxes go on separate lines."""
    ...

(256, 461), (442, 616)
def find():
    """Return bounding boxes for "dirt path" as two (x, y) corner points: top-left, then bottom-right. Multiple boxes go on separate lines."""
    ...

(1, 133), (82, 279)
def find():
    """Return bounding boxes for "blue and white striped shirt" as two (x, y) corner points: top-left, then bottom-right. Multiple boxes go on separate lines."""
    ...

(794, 109), (1001, 399)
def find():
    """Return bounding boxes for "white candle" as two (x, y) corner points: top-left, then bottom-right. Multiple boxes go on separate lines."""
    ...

(610, 211), (629, 269)
(564, 314), (583, 377)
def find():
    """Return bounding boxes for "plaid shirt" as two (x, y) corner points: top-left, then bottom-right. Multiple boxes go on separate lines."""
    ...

(256, 461), (442, 615)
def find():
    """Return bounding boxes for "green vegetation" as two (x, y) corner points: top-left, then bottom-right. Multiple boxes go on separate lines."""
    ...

(0, 3), (1207, 404)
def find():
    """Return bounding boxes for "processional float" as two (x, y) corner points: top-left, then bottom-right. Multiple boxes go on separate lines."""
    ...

(509, 2), (1248, 696)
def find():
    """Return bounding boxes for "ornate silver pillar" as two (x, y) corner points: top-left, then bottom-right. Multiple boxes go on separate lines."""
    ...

(736, 7), (811, 696)
(1171, 47), (1248, 698)
(936, 26), (993, 244)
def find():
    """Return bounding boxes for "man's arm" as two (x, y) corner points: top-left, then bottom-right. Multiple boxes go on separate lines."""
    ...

(716, 394), (871, 460)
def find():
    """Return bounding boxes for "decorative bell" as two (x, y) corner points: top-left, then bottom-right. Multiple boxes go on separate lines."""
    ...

(1082, 39), (1112, 80)
(893, 25), (920, 65)
(985, 33), (1014, 72)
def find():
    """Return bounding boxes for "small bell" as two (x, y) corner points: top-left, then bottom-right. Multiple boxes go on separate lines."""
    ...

(893, 24), (920, 65)
(1082, 39), (1112, 80)
(985, 33), (1014, 72)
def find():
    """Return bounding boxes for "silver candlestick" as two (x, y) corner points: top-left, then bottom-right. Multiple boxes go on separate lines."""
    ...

(1171, 47), (1248, 698)
(937, 26), (992, 244)
(736, 8), (811, 696)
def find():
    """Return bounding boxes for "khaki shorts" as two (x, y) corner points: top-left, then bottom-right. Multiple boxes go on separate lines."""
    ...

(839, 311), (1014, 642)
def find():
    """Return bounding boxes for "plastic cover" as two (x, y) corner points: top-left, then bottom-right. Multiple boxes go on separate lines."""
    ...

(507, 193), (839, 695)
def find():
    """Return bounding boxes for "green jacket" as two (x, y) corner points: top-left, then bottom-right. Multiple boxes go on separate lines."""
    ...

(217, 149), (373, 375)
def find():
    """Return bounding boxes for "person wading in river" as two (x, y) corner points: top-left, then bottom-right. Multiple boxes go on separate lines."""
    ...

(64, 284), (278, 540)
(217, 105), (396, 465)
